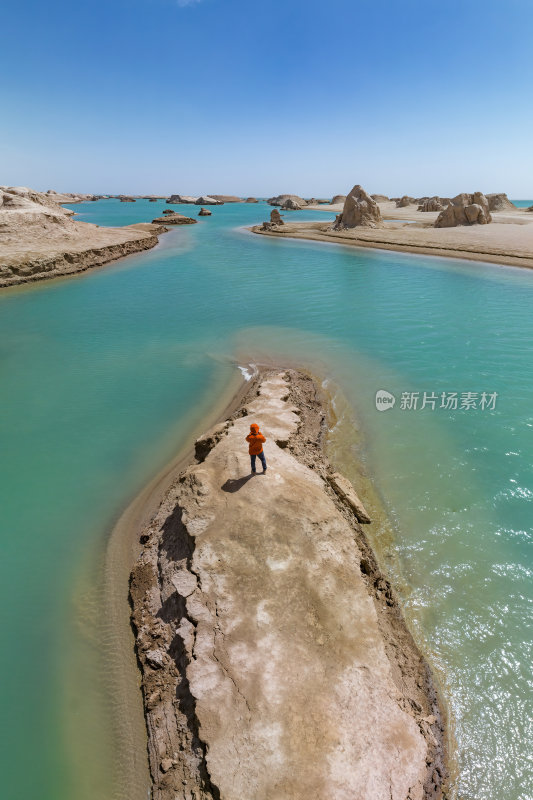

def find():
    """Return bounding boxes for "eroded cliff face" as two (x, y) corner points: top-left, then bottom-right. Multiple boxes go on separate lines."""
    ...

(130, 371), (446, 800)
(0, 186), (161, 288)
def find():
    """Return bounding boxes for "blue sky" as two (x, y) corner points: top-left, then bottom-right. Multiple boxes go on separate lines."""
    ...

(1, 0), (532, 196)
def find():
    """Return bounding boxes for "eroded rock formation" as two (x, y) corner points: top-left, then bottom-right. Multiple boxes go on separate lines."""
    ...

(207, 195), (241, 203)
(130, 370), (446, 800)
(267, 194), (307, 207)
(195, 196), (223, 206)
(198, 208), (212, 216)
(435, 192), (492, 228)
(486, 193), (516, 212)
(245, 197), (258, 203)
(396, 195), (415, 207)
(280, 198), (303, 210)
(167, 195), (198, 204)
(334, 184), (383, 229)
(371, 194), (389, 202)
(151, 213), (197, 225)
(418, 197), (445, 212)
(0, 187), (159, 288)
(331, 194), (347, 204)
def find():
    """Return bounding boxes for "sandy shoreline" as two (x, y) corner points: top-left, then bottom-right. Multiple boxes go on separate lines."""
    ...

(124, 366), (448, 799)
(253, 200), (533, 270)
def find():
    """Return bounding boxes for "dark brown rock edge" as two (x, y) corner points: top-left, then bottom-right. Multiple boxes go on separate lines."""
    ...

(129, 369), (448, 800)
(0, 233), (160, 288)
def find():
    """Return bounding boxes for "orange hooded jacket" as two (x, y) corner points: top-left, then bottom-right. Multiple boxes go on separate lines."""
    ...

(246, 423), (266, 455)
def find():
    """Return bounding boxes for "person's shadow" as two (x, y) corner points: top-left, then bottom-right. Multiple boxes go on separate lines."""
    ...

(221, 474), (256, 493)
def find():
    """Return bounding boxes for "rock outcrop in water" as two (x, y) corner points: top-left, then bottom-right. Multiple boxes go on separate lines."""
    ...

(167, 195), (198, 204)
(280, 197), (303, 210)
(245, 197), (258, 203)
(435, 192), (492, 227)
(151, 213), (197, 225)
(0, 186), (160, 288)
(207, 195), (241, 203)
(198, 207), (212, 216)
(195, 196), (223, 206)
(334, 184), (383, 229)
(130, 369), (447, 800)
(267, 194), (307, 207)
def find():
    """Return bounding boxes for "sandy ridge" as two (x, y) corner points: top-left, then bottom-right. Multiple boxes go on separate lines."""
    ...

(129, 369), (447, 800)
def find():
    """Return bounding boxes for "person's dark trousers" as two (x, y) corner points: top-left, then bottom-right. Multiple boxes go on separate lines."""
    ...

(250, 452), (267, 472)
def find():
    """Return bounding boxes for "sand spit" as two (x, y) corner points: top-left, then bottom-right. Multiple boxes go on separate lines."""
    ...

(0, 186), (162, 289)
(130, 369), (447, 800)
(291, 200), (533, 269)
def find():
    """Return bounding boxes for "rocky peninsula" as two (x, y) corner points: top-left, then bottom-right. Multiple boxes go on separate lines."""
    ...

(130, 369), (447, 800)
(255, 186), (533, 270)
(0, 186), (163, 289)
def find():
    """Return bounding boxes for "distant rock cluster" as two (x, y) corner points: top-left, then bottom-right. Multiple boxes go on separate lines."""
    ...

(434, 193), (492, 228)
(396, 195), (415, 208)
(268, 194), (307, 209)
(167, 194), (224, 205)
(334, 185), (383, 229)
(418, 197), (445, 212)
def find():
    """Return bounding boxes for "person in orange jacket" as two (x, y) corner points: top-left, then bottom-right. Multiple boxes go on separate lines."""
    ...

(246, 423), (267, 474)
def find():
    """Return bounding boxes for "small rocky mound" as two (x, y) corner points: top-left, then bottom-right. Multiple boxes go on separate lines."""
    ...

(267, 194), (307, 207)
(119, 196), (135, 202)
(486, 193), (516, 212)
(260, 208), (284, 230)
(396, 195), (415, 207)
(151, 213), (197, 225)
(331, 194), (347, 204)
(526, 205), (533, 212)
(245, 197), (258, 203)
(435, 192), (492, 228)
(371, 194), (389, 202)
(281, 198), (303, 210)
(334, 185), (383, 229)
(418, 197), (445, 212)
(198, 207), (212, 216)
(167, 195), (198, 204)
(195, 196), (223, 205)
(162, 208), (175, 215)
(207, 195), (241, 203)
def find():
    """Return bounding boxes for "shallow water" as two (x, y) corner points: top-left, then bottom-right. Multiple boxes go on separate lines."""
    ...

(0, 199), (531, 800)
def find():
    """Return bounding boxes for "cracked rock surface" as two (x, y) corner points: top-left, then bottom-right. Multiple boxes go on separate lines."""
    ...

(130, 370), (446, 800)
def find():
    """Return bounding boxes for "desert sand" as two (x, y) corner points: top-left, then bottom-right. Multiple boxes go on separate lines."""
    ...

(280, 200), (533, 269)
(130, 369), (447, 800)
(0, 186), (163, 289)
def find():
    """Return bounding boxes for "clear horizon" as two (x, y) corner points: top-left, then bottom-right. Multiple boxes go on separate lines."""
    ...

(2, 0), (532, 197)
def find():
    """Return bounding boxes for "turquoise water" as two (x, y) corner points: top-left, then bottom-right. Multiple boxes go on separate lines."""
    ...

(1, 199), (532, 800)
(511, 199), (533, 208)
